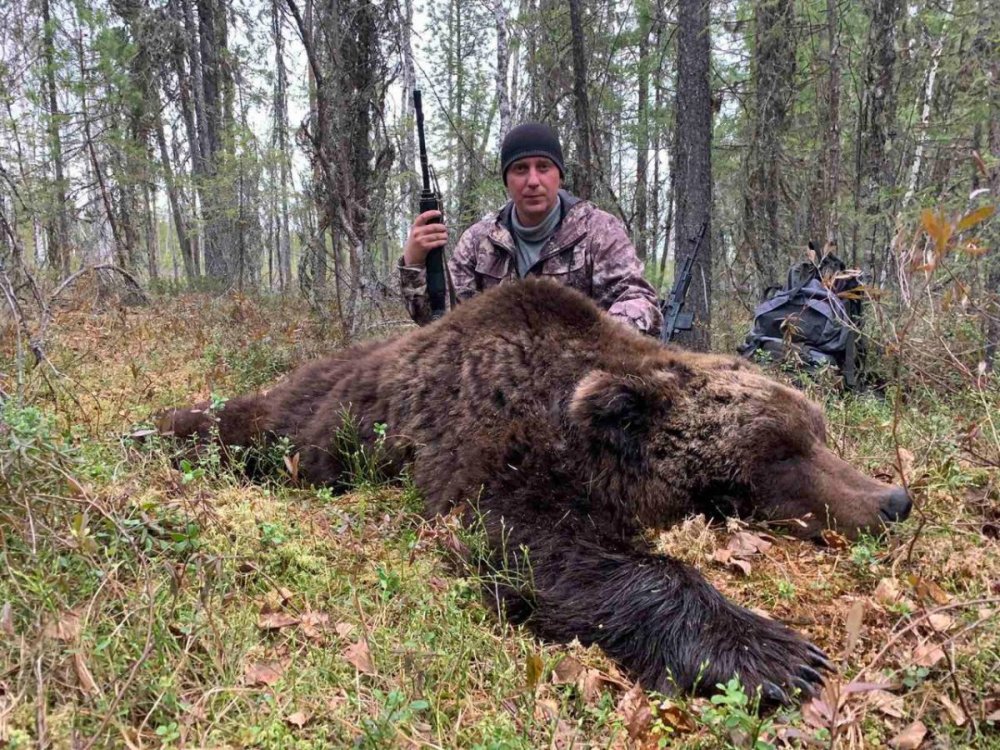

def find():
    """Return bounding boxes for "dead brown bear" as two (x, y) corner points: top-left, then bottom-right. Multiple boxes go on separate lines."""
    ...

(159, 278), (911, 703)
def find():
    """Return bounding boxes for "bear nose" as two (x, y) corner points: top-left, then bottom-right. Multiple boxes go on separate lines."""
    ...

(879, 487), (912, 523)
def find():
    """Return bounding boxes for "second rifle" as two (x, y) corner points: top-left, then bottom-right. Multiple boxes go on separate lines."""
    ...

(660, 221), (708, 343)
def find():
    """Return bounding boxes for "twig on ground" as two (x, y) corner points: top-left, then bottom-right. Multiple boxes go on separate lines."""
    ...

(855, 597), (1000, 682)
(943, 640), (978, 736)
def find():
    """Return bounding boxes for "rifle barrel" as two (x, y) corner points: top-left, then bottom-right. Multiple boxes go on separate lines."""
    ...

(413, 90), (432, 192)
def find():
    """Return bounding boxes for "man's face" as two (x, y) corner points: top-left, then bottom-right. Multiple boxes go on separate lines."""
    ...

(506, 157), (561, 227)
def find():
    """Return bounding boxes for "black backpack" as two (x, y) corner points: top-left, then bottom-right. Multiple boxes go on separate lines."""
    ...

(738, 254), (863, 386)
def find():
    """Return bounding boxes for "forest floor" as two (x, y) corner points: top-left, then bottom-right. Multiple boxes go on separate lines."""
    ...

(1, 288), (998, 749)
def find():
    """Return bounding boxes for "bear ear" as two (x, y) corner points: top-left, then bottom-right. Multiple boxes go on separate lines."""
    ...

(568, 369), (676, 453)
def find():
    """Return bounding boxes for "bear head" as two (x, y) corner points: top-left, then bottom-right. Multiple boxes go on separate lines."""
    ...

(567, 355), (911, 541)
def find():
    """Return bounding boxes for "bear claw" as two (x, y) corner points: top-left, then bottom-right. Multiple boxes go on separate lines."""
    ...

(799, 665), (825, 685)
(792, 677), (817, 697)
(807, 645), (834, 672)
(761, 682), (790, 705)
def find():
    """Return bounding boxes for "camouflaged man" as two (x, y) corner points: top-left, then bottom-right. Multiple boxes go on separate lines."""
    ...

(399, 123), (663, 337)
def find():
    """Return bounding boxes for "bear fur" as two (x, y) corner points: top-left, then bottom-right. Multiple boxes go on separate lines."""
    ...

(159, 278), (911, 701)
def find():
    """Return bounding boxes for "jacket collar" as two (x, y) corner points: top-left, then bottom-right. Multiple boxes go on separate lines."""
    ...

(489, 189), (588, 258)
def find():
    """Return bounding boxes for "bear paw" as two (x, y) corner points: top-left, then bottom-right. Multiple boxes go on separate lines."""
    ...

(694, 611), (833, 704)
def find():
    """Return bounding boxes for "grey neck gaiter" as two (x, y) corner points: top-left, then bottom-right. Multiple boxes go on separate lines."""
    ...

(510, 197), (562, 278)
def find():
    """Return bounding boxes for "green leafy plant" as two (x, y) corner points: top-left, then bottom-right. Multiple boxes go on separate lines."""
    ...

(697, 678), (776, 750)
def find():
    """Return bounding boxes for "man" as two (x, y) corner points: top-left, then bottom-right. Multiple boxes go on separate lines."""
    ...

(399, 123), (662, 336)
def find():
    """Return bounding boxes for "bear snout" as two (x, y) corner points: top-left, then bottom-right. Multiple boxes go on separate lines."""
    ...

(878, 486), (912, 524)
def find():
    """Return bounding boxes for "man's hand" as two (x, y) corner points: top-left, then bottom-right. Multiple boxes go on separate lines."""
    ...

(404, 210), (449, 266)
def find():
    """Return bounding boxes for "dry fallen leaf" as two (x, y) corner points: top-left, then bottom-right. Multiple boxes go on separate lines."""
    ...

(258, 612), (300, 630)
(300, 611), (330, 640)
(913, 577), (951, 605)
(820, 529), (850, 549)
(912, 642), (945, 668)
(727, 531), (772, 557)
(74, 652), (100, 696)
(626, 702), (653, 741)
(801, 697), (833, 730)
(244, 660), (286, 687)
(654, 699), (696, 733)
(334, 622), (356, 640)
(938, 693), (966, 726)
(874, 578), (904, 607)
(927, 613), (954, 633)
(868, 689), (904, 718)
(552, 655), (584, 684)
(285, 710), (310, 728)
(343, 640), (375, 675)
(888, 720), (927, 749)
(844, 600), (865, 655)
(713, 549), (752, 576)
(618, 683), (653, 740)
(283, 452), (300, 483)
(577, 669), (606, 705)
(44, 611), (82, 642)
(261, 588), (295, 613)
(0, 602), (14, 636)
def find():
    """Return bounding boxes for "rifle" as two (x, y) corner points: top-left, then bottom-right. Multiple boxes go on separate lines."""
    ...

(660, 221), (708, 343)
(413, 90), (447, 320)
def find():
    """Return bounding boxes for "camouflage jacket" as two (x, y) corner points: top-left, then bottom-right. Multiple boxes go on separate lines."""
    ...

(399, 190), (662, 336)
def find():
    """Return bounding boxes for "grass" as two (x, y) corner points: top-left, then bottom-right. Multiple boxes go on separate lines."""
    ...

(1, 290), (998, 749)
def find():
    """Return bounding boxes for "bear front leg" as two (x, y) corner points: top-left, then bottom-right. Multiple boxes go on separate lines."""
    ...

(492, 528), (830, 702)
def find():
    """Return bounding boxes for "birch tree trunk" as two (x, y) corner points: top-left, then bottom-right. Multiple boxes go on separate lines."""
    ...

(901, 0), (953, 209)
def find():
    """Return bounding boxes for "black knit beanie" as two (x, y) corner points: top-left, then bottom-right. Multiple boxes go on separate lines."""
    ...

(500, 123), (565, 184)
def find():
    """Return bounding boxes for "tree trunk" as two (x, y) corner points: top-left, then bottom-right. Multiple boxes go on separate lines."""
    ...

(742, 0), (795, 293)
(808, 0), (842, 246)
(634, 11), (650, 261)
(493, 0), (512, 145)
(568, 0), (592, 199)
(145, 183), (158, 281)
(986, 16), (1000, 370)
(41, 0), (72, 276)
(156, 108), (197, 281)
(673, 0), (712, 350)
(195, 0), (233, 282)
(398, 0), (417, 222)
(901, 0), (953, 209)
(852, 0), (901, 277)
(272, 0), (293, 288)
